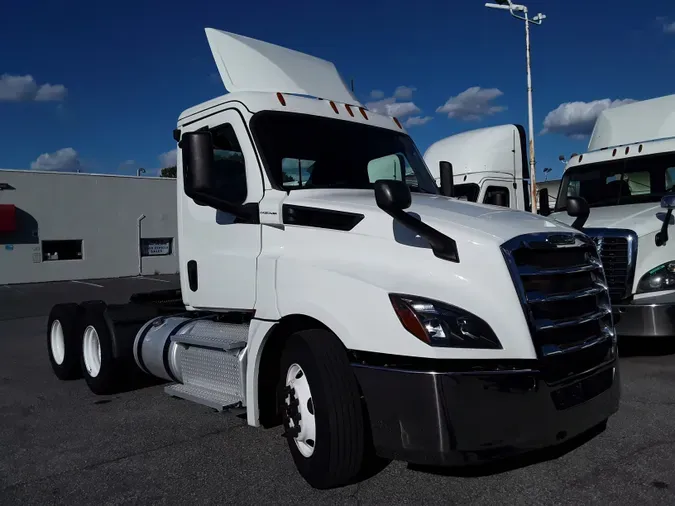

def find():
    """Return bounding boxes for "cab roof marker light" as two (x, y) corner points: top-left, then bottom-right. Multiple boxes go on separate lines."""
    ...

(612, 148), (617, 156)
(276, 92), (286, 106)
(329, 101), (339, 114)
(359, 107), (368, 120)
(625, 146), (630, 155)
(345, 104), (354, 117)
(393, 117), (403, 129)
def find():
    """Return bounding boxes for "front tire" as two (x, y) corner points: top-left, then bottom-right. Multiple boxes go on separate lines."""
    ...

(47, 303), (83, 380)
(279, 329), (366, 489)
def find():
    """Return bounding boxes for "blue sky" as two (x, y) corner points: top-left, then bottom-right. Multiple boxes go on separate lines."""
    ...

(1, 0), (674, 181)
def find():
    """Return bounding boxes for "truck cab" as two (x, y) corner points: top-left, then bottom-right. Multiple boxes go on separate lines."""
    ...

(423, 124), (533, 211)
(45, 27), (620, 490)
(547, 94), (675, 339)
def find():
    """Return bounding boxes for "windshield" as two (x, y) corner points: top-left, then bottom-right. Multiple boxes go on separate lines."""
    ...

(250, 111), (439, 194)
(555, 151), (675, 211)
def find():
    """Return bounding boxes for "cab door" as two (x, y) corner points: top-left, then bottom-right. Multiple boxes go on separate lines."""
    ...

(178, 108), (264, 311)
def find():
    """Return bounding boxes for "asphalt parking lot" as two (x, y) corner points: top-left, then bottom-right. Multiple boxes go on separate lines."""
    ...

(2, 277), (675, 505)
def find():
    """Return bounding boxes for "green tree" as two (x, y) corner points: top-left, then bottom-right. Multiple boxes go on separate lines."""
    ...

(161, 166), (177, 178)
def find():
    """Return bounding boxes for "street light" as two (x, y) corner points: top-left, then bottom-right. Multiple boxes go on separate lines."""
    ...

(485, 0), (546, 214)
(543, 167), (552, 182)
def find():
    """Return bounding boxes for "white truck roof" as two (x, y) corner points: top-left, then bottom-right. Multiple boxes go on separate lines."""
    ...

(205, 28), (360, 106)
(423, 124), (527, 180)
(588, 94), (675, 152)
(178, 28), (406, 134)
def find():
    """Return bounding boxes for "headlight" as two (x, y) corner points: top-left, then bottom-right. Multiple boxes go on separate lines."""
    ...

(389, 294), (502, 349)
(637, 261), (675, 293)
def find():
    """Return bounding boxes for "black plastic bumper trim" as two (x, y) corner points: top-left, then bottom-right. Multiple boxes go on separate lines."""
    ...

(352, 357), (620, 467)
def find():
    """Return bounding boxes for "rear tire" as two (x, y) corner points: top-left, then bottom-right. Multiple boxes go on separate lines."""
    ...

(79, 305), (124, 395)
(279, 329), (366, 489)
(47, 303), (83, 380)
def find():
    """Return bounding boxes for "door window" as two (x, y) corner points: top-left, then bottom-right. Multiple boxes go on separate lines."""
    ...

(484, 186), (510, 207)
(210, 123), (248, 204)
(454, 183), (480, 202)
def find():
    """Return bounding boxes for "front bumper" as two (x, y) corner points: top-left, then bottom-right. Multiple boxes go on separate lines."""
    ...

(613, 291), (675, 337)
(353, 356), (620, 467)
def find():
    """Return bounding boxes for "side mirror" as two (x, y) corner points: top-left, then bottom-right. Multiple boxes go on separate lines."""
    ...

(439, 161), (454, 197)
(374, 179), (412, 212)
(179, 131), (254, 221)
(655, 194), (675, 246)
(181, 131), (215, 197)
(374, 179), (459, 262)
(538, 188), (551, 216)
(567, 196), (590, 231)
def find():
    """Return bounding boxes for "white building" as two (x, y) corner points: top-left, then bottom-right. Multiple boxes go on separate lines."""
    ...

(0, 170), (178, 285)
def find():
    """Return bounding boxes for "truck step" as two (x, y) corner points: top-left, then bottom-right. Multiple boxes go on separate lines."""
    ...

(172, 320), (248, 351)
(164, 383), (243, 411)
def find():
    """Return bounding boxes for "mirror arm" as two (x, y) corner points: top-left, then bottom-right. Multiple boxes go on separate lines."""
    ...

(655, 208), (673, 247)
(384, 207), (459, 262)
(191, 191), (259, 223)
(571, 215), (587, 231)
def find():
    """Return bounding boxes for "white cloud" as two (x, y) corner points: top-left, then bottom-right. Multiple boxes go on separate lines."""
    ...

(658, 16), (675, 33)
(35, 83), (68, 101)
(30, 148), (81, 172)
(366, 97), (420, 118)
(393, 86), (416, 100)
(436, 86), (506, 121)
(541, 98), (636, 138)
(404, 115), (433, 127)
(0, 74), (67, 102)
(159, 149), (177, 167)
(365, 84), (425, 120)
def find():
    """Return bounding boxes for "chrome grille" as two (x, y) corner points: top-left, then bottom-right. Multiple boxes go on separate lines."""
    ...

(501, 232), (616, 381)
(584, 228), (638, 303)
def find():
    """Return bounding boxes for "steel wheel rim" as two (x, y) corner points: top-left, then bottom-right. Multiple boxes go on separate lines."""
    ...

(82, 325), (102, 378)
(50, 319), (66, 365)
(285, 363), (316, 458)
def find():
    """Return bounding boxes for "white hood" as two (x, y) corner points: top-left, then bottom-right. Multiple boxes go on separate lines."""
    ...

(550, 202), (664, 237)
(285, 189), (573, 245)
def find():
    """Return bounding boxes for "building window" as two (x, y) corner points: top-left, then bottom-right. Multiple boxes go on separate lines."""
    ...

(42, 240), (83, 261)
(140, 237), (173, 257)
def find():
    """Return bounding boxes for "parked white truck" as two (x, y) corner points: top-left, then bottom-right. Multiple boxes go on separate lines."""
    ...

(543, 94), (675, 339)
(45, 28), (620, 489)
(423, 124), (538, 210)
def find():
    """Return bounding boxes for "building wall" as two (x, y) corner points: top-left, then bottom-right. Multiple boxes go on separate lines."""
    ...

(0, 170), (178, 284)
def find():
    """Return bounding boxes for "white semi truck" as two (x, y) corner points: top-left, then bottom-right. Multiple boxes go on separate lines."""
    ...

(544, 94), (675, 340)
(45, 28), (620, 489)
(423, 124), (535, 211)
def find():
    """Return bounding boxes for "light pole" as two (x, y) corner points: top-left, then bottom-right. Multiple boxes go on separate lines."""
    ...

(485, 0), (546, 214)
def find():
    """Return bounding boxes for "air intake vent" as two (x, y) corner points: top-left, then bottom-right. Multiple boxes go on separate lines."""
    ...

(584, 228), (638, 303)
(501, 232), (616, 383)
